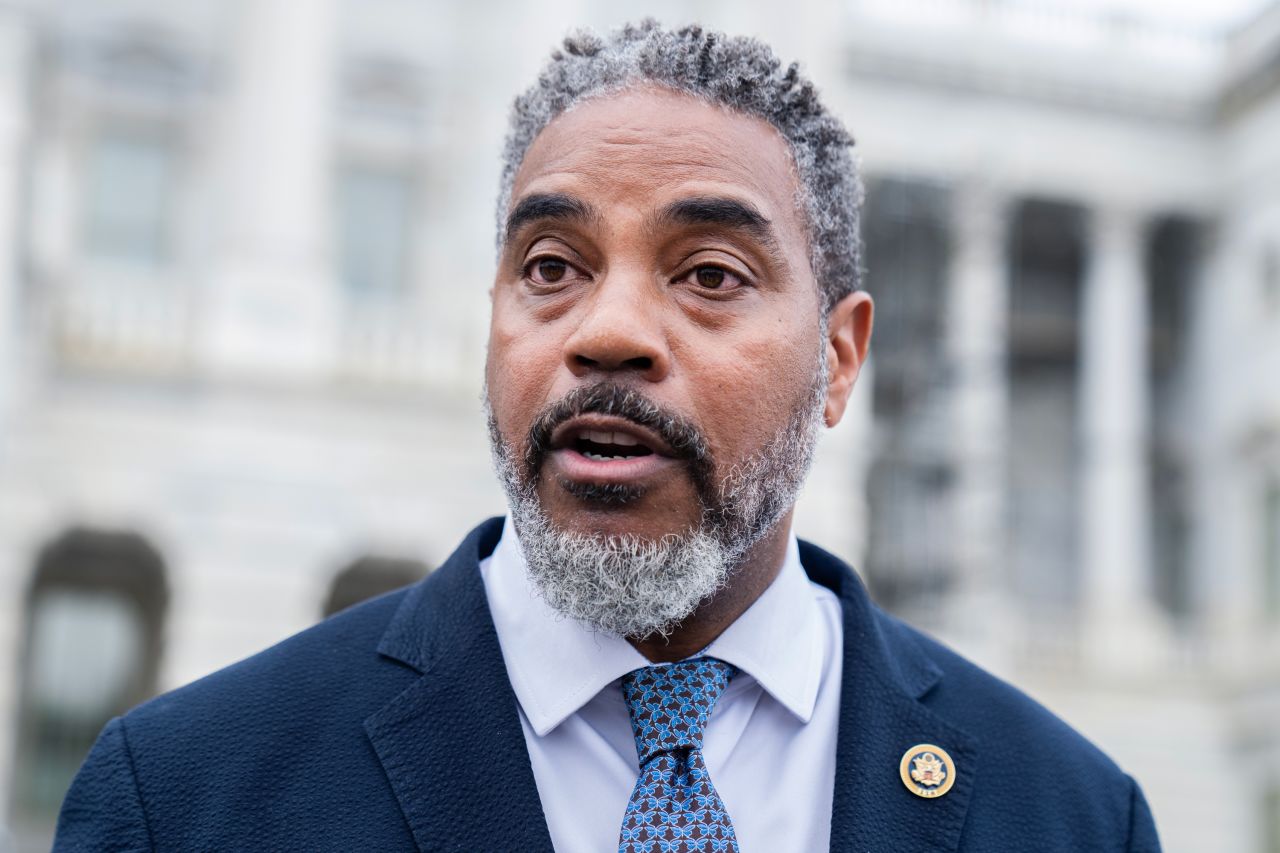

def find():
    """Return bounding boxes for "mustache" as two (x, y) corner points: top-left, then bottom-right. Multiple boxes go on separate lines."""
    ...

(523, 383), (714, 483)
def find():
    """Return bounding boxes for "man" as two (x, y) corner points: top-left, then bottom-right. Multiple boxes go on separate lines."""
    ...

(56, 21), (1160, 852)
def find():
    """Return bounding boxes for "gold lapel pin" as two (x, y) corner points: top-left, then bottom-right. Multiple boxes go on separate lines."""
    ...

(899, 743), (956, 798)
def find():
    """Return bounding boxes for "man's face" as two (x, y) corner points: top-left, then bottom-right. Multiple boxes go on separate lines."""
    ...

(486, 87), (827, 548)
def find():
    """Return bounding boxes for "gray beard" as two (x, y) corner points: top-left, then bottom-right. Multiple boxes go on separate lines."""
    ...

(485, 351), (828, 641)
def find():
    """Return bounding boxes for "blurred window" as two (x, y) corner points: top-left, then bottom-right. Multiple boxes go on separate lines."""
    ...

(323, 555), (428, 617)
(81, 127), (177, 268)
(337, 164), (417, 300)
(11, 530), (167, 833)
(1265, 476), (1280, 624)
(19, 591), (143, 811)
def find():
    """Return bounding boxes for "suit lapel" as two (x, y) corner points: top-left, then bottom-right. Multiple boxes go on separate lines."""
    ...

(364, 518), (555, 853)
(801, 541), (977, 853)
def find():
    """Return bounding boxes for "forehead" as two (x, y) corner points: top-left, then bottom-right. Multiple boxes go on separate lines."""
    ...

(509, 87), (805, 241)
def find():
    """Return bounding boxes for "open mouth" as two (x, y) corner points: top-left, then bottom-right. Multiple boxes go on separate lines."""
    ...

(543, 415), (677, 488)
(524, 385), (713, 504)
(572, 429), (656, 462)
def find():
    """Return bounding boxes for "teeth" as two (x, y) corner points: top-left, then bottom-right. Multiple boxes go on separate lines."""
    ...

(584, 451), (626, 461)
(579, 429), (641, 447)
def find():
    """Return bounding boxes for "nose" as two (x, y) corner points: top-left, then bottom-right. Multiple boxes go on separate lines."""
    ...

(562, 272), (670, 382)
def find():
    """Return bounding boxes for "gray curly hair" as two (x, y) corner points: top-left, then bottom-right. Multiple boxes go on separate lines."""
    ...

(496, 19), (864, 312)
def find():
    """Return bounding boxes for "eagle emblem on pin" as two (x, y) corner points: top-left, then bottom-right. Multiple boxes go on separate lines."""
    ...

(899, 743), (957, 798)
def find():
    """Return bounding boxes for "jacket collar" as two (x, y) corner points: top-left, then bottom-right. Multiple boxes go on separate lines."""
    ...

(801, 538), (977, 853)
(367, 519), (975, 853)
(365, 517), (554, 853)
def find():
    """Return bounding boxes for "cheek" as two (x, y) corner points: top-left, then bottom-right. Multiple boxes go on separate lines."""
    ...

(486, 298), (563, 445)
(681, 315), (819, 459)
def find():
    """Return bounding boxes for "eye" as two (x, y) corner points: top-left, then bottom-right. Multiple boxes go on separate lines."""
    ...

(535, 258), (567, 282)
(696, 267), (726, 289)
(525, 256), (575, 286)
(683, 265), (745, 293)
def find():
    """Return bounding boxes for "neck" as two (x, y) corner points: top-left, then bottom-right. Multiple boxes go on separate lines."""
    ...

(628, 509), (795, 663)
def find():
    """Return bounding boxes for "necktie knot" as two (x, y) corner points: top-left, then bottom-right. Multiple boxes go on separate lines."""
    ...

(621, 657), (737, 765)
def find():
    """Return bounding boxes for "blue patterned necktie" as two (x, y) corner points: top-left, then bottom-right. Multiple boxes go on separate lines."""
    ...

(617, 657), (741, 853)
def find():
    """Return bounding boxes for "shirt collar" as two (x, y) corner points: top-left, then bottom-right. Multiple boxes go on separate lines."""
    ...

(701, 533), (824, 723)
(480, 517), (824, 736)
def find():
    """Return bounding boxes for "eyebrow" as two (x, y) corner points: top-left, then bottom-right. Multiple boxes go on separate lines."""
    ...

(503, 192), (598, 245)
(654, 196), (784, 260)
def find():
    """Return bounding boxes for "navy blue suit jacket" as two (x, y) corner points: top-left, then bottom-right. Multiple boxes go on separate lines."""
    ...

(55, 517), (1161, 851)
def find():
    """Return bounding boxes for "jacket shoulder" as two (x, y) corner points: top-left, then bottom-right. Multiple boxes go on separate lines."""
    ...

(876, 611), (1158, 851)
(114, 589), (419, 842)
(127, 585), (415, 734)
(880, 611), (1113, 767)
(801, 535), (1125, 780)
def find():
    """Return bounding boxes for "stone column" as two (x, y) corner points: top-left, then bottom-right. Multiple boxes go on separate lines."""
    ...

(1188, 221), (1252, 673)
(200, 0), (339, 379)
(1079, 205), (1165, 671)
(943, 181), (1013, 671)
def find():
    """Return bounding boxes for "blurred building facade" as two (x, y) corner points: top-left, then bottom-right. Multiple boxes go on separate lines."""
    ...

(0, 0), (1277, 850)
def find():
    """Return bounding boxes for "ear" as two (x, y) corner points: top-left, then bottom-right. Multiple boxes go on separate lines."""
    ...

(823, 290), (874, 428)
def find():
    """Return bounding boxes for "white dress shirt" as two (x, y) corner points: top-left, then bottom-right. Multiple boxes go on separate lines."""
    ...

(479, 517), (844, 853)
